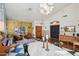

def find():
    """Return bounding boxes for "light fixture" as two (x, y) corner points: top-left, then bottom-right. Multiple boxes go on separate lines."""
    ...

(28, 8), (32, 11)
(40, 3), (54, 15)
(47, 3), (54, 6)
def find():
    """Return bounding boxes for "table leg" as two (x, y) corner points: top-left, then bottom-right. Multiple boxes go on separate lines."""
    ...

(73, 44), (75, 52)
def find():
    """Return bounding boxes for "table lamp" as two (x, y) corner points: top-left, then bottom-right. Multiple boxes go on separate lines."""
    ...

(45, 35), (49, 51)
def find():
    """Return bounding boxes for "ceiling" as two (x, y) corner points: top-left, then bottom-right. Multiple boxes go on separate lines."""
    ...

(4, 3), (71, 22)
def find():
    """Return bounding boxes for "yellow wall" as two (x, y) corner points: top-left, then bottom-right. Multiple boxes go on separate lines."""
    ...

(6, 19), (32, 34)
(0, 21), (5, 31)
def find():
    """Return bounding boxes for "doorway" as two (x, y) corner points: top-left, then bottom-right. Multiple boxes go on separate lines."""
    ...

(50, 25), (60, 39)
(35, 26), (42, 39)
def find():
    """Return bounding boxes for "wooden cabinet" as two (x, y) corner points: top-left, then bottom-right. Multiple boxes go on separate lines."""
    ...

(59, 35), (75, 41)
(59, 35), (79, 51)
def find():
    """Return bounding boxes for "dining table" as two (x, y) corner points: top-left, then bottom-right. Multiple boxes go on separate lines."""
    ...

(28, 41), (73, 56)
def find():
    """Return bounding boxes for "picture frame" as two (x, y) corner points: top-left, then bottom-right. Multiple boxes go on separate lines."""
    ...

(64, 26), (75, 32)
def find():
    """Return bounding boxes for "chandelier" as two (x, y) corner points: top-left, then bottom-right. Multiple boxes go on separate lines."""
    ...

(40, 3), (54, 15)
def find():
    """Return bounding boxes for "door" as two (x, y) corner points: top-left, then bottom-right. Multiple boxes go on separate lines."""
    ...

(50, 25), (59, 39)
(35, 26), (42, 38)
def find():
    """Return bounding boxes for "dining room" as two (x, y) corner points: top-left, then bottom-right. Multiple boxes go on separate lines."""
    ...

(0, 3), (79, 56)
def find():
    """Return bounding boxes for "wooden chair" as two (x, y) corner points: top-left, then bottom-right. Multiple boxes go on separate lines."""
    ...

(0, 46), (10, 56)
(0, 42), (11, 56)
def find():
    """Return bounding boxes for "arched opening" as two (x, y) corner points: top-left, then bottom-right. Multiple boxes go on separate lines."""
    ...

(50, 20), (60, 44)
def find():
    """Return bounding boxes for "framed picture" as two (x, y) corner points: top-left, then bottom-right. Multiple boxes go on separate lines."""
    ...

(64, 26), (75, 32)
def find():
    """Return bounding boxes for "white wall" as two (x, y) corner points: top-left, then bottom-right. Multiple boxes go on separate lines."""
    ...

(0, 3), (5, 32)
(46, 4), (79, 37)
